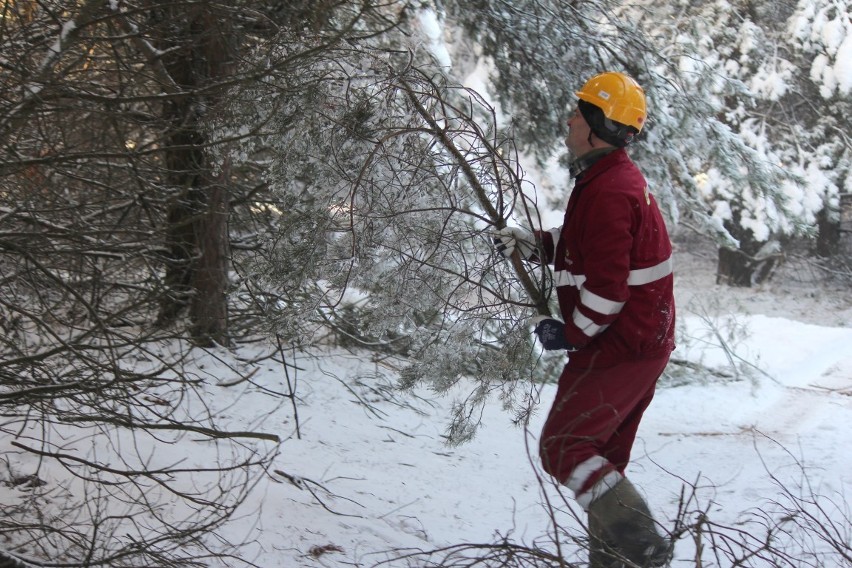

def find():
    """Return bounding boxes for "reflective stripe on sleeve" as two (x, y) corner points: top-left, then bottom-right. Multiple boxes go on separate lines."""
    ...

(580, 287), (625, 316)
(572, 308), (609, 338)
(626, 257), (673, 286)
(553, 270), (586, 288)
(553, 256), (672, 289)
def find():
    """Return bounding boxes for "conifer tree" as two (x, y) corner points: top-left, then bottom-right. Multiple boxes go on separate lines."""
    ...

(441, 0), (848, 285)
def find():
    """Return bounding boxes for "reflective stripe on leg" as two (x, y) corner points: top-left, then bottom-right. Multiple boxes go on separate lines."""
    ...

(577, 470), (624, 510)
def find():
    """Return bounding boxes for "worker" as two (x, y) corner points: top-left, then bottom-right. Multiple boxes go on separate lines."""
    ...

(495, 71), (675, 567)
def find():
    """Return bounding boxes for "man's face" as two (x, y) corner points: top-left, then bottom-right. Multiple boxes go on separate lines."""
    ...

(565, 106), (592, 157)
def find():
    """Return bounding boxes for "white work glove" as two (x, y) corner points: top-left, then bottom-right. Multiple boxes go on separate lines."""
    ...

(493, 226), (537, 261)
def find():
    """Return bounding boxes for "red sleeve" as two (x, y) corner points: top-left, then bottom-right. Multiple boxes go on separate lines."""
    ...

(534, 228), (558, 265)
(563, 190), (634, 346)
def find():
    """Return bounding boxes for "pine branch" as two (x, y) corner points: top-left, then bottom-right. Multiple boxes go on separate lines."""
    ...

(399, 77), (552, 317)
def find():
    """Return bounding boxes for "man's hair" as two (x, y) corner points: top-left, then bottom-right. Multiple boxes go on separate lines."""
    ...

(578, 99), (639, 147)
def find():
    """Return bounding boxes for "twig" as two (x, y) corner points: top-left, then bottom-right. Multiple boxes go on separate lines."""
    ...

(399, 77), (551, 317)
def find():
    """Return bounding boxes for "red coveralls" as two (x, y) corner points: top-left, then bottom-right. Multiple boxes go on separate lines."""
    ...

(535, 148), (675, 508)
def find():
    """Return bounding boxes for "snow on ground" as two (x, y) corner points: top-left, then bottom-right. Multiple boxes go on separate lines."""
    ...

(201, 244), (852, 567)
(3, 243), (850, 568)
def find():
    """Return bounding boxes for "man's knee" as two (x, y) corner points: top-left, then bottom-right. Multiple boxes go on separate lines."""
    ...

(539, 433), (597, 484)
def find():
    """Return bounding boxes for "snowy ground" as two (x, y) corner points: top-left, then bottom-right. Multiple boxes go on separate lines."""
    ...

(201, 241), (852, 567)
(3, 241), (850, 568)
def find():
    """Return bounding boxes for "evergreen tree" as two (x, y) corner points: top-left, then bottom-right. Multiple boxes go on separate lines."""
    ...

(224, 0), (852, 439)
(0, 0), (326, 563)
(1, 0), (849, 561)
(219, 3), (559, 442)
(787, 0), (852, 258)
(440, 0), (848, 285)
(636, 0), (849, 283)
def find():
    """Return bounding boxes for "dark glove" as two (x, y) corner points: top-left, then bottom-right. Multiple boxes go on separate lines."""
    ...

(532, 317), (577, 351)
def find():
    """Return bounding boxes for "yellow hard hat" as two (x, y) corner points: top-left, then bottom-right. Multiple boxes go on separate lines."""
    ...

(575, 72), (647, 132)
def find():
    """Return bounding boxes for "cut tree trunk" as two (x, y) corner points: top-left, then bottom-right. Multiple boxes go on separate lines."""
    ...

(716, 245), (779, 287)
(716, 247), (753, 287)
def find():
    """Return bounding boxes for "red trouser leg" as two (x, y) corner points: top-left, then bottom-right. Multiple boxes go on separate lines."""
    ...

(539, 354), (669, 498)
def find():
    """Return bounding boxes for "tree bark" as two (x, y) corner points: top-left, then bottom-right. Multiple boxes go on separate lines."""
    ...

(190, 166), (231, 345)
(717, 243), (780, 287)
(716, 246), (753, 287)
(154, 3), (234, 345)
(816, 205), (840, 257)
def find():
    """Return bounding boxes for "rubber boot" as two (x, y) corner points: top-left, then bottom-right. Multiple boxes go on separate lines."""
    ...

(588, 513), (624, 568)
(586, 477), (672, 567)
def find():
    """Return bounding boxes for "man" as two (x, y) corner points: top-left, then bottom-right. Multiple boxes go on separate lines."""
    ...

(495, 71), (675, 567)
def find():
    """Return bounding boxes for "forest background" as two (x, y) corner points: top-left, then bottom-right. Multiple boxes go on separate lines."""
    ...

(1, 0), (851, 566)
